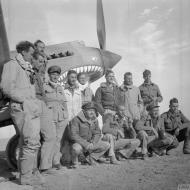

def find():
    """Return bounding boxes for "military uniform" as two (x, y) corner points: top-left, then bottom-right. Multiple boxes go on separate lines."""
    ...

(135, 114), (173, 155)
(161, 110), (190, 154)
(43, 70), (68, 167)
(139, 82), (163, 107)
(95, 82), (120, 117)
(0, 54), (42, 184)
(102, 113), (140, 159)
(33, 64), (56, 171)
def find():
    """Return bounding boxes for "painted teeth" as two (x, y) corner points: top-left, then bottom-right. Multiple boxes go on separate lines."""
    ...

(58, 65), (103, 83)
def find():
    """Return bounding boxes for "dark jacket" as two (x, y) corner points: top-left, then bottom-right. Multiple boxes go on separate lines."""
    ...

(68, 111), (101, 149)
(94, 82), (120, 115)
(161, 110), (190, 133)
(102, 113), (135, 138)
(139, 82), (163, 106)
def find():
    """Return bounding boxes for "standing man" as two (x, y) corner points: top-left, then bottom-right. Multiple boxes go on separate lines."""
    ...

(119, 72), (143, 121)
(68, 102), (110, 167)
(0, 41), (44, 185)
(161, 98), (190, 154)
(139, 69), (163, 108)
(42, 66), (68, 171)
(62, 70), (82, 163)
(102, 105), (140, 162)
(64, 70), (82, 121)
(135, 103), (174, 158)
(95, 69), (120, 122)
(34, 40), (46, 56)
(32, 51), (56, 174)
(77, 73), (94, 105)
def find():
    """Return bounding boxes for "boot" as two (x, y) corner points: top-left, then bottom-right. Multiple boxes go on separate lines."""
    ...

(183, 137), (190, 154)
(20, 173), (45, 186)
(110, 156), (120, 165)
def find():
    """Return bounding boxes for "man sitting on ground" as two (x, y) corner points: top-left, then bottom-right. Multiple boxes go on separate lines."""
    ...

(135, 103), (174, 158)
(102, 105), (140, 163)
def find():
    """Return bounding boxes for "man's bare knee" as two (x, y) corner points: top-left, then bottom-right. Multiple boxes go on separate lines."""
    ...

(72, 143), (83, 155)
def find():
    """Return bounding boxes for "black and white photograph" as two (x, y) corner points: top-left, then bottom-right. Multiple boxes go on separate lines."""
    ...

(0, 0), (190, 189)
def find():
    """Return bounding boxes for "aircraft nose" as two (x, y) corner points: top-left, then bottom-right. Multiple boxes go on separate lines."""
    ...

(100, 50), (122, 69)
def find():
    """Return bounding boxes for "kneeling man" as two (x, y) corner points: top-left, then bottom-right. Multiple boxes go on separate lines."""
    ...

(102, 105), (140, 163)
(68, 102), (110, 167)
(135, 103), (174, 158)
(161, 98), (190, 154)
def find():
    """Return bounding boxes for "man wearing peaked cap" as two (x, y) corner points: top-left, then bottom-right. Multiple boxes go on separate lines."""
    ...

(40, 64), (68, 173)
(47, 65), (61, 75)
(146, 102), (160, 112)
(135, 101), (174, 158)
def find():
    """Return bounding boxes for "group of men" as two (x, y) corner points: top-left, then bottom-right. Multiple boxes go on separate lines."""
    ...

(0, 40), (190, 187)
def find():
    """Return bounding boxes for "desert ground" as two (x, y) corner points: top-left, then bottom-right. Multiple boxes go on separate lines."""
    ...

(0, 138), (189, 190)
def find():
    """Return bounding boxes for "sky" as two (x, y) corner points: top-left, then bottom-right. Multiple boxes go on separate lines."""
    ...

(0, 0), (190, 138)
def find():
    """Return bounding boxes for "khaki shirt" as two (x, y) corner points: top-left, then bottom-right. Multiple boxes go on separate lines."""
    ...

(139, 82), (163, 106)
(44, 81), (68, 122)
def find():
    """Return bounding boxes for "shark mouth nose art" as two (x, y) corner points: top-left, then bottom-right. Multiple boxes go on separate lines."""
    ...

(58, 65), (103, 85)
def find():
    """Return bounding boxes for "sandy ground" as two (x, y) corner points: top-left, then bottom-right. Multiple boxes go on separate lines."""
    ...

(0, 138), (190, 190)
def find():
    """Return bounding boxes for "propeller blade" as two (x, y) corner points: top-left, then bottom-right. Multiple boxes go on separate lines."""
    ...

(0, 1), (10, 79)
(100, 49), (121, 70)
(97, 0), (106, 50)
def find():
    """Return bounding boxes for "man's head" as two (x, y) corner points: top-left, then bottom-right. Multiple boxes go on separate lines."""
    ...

(169, 98), (179, 114)
(48, 65), (61, 83)
(32, 51), (47, 67)
(117, 105), (126, 118)
(143, 69), (151, 83)
(82, 102), (98, 120)
(77, 73), (88, 85)
(34, 40), (45, 54)
(124, 72), (133, 85)
(150, 106), (160, 118)
(105, 69), (115, 84)
(16, 41), (34, 63)
(147, 102), (160, 118)
(67, 70), (77, 86)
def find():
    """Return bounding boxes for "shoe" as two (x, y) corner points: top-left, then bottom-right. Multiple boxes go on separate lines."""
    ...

(86, 156), (98, 166)
(33, 169), (45, 183)
(142, 153), (149, 160)
(110, 156), (120, 165)
(183, 149), (190, 154)
(20, 174), (45, 186)
(166, 149), (175, 155)
(97, 157), (110, 164)
(54, 164), (63, 170)
(41, 168), (57, 175)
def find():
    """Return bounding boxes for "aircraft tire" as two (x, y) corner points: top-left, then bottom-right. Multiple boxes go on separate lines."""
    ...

(6, 134), (19, 170)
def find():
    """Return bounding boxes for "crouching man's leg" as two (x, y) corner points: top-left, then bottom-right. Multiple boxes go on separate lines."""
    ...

(148, 134), (174, 156)
(115, 138), (140, 159)
(177, 123), (190, 154)
(71, 143), (83, 168)
(89, 140), (110, 164)
(137, 130), (149, 157)
(102, 134), (120, 164)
